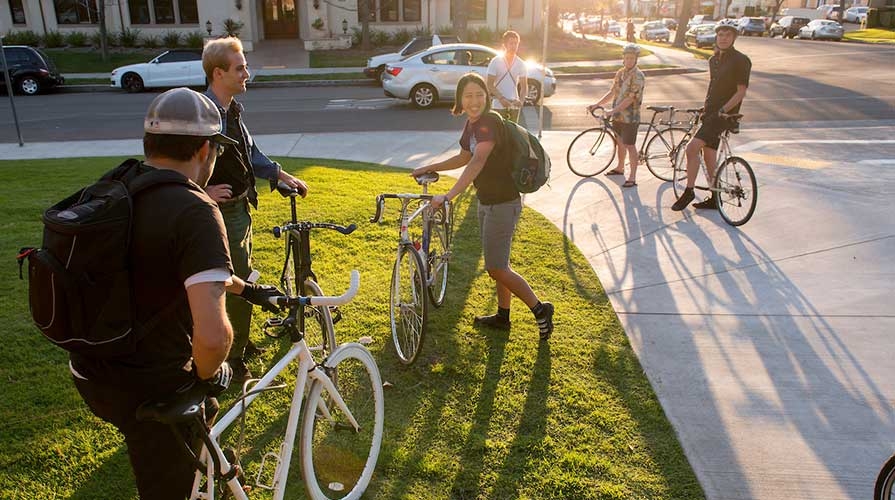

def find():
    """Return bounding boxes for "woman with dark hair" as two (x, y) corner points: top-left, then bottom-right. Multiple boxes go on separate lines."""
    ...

(410, 73), (554, 340)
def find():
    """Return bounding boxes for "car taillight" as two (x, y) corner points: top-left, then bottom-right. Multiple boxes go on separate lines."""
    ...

(386, 66), (402, 77)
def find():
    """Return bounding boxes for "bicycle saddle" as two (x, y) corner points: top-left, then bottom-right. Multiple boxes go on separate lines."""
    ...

(647, 105), (671, 112)
(136, 381), (207, 425)
(415, 172), (440, 185)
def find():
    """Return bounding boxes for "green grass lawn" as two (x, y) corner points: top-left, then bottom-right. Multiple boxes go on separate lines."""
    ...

(844, 28), (895, 43)
(0, 157), (704, 500)
(45, 48), (161, 74)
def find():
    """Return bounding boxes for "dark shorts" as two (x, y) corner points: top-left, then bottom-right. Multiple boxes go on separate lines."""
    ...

(611, 120), (638, 146)
(694, 113), (733, 150)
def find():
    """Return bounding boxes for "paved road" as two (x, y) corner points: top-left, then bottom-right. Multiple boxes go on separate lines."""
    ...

(1, 37), (892, 143)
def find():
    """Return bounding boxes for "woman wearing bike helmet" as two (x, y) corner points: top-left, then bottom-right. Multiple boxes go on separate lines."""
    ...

(587, 43), (645, 187)
(672, 19), (752, 211)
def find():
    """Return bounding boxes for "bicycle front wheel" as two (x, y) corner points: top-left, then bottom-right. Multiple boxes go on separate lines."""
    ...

(644, 127), (689, 182)
(567, 127), (617, 177)
(427, 205), (453, 308)
(300, 343), (385, 500)
(303, 279), (338, 361)
(715, 156), (757, 227)
(390, 244), (427, 365)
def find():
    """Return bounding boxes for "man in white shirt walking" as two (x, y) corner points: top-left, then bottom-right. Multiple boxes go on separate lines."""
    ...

(487, 30), (528, 124)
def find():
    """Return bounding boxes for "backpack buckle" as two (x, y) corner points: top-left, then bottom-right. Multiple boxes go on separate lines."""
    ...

(16, 247), (36, 280)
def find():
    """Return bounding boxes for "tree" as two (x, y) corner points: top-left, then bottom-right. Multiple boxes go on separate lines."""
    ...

(359, 0), (371, 50)
(452, 0), (469, 41)
(672, 0), (693, 47)
(768, 0), (786, 24)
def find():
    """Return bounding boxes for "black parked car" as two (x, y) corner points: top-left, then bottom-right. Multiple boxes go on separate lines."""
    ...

(0, 45), (64, 95)
(769, 16), (811, 38)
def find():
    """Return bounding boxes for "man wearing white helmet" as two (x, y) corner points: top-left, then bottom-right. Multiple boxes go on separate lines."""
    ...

(587, 43), (646, 188)
(672, 20), (751, 211)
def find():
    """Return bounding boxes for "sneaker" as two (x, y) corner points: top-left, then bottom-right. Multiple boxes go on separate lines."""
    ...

(473, 313), (511, 331)
(671, 188), (695, 211)
(228, 358), (253, 385)
(243, 340), (266, 360)
(535, 302), (554, 340)
(692, 195), (718, 209)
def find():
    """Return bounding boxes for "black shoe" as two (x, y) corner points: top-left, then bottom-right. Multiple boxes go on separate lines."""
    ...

(473, 313), (511, 331)
(692, 195), (718, 209)
(671, 188), (695, 211)
(228, 359), (253, 385)
(535, 302), (554, 340)
(244, 340), (266, 360)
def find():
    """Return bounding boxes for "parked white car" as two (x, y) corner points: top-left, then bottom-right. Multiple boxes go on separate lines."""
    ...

(110, 49), (205, 93)
(381, 43), (556, 109)
(363, 34), (460, 82)
(798, 19), (844, 40)
(843, 6), (868, 22)
(640, 21), (671, 41)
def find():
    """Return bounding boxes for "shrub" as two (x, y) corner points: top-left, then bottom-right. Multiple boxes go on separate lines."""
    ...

(142, 34), (160, 48)
(4, 29), (41, 46)
(467, 26), (499, 44)
(311, 17), (325, 30)
(162, 31), (181, 47)
(223, 18), (244, 37)
(118, 28), (141, 47)
(184, 31), (205, 48)
(351, 26), (362, 46)
(436, 25), (455, 36)
(371, 29), (391, 47)
(392, 28), (412, 45)
(412, 26), (432, 37)
(43, 30), (65, 48)
(88, 30), (103, 47)
(65, 31), (89, 47)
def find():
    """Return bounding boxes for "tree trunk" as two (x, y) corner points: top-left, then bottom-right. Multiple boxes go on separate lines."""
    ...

(95, 0), (108, 62)
(673, 0), (693, 47)
(360, 0), (370, 50)
(453, 0), (468, 39)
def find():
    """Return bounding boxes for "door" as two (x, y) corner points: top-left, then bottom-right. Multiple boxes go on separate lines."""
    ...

(264, 0), (299, 38)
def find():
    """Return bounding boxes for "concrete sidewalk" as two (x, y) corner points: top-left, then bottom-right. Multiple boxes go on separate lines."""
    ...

(2, 124), (893, 500)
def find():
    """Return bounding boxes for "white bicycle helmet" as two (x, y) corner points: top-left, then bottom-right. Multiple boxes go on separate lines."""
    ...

(623, 43), (641, 56)
(714, 19), (739, 34)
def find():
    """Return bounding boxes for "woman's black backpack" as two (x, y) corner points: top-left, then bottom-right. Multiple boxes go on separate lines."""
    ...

(487, 111), (551, 193)
(17, 159), (197, 358)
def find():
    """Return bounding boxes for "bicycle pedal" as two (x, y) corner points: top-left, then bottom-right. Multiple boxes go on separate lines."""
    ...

(264, 317), (285, 328)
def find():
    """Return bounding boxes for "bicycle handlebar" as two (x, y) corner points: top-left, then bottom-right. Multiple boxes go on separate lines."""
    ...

(369, 193), (435, 223)
(274, 221), (356, 236)
(268, 269), (360, 307)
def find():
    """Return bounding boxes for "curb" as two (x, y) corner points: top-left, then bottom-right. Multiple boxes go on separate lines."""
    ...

(57, 78), (378, 94)
(554, 66), (703, 80)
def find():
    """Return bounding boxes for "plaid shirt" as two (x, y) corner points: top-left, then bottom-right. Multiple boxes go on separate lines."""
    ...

(610, 66), (645, 124)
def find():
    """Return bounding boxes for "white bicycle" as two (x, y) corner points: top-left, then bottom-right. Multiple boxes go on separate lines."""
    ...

(136, 271), (384, 500)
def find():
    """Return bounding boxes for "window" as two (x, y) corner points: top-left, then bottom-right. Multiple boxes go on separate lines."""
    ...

(380, 0), (398, 21)
(508, 0), (524, 18)
(9, 0), (26, 24)
(156, 50), (201, 63)
(450, 0), (486, 21)
(54, 0), (99, 24)
(403, 0), (420, 22)
(128, 0), (198, 24)
(423, 50), (458, 65)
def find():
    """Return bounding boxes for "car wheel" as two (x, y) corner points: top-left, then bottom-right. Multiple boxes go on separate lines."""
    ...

(122, 72), (144, 93)
(376, 66), (386, 86)
(17, 76), (41, 95)
(410, 83), (437, 109)
(526, 81), (542, 104)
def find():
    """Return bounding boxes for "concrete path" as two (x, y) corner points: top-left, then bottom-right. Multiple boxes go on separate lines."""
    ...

(2, 121), (894, 500)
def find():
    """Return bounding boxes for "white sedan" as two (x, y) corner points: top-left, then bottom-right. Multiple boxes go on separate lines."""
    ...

(798, 19), (844, 41)
(381, 43), (556, 109)
(111, 49), (205, 93)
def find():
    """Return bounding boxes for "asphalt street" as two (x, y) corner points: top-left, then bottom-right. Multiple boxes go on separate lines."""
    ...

(1, 36), (893, 143)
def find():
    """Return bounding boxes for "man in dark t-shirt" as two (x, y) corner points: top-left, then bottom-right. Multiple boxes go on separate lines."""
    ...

(672, 20), (752, 211)
(70, 88), (283, 499)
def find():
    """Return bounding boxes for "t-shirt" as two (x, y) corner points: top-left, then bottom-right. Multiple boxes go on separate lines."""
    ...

(486, 54), (527, 110)
(460, 113), (520, 205)
(705, 47), (751, 114)
(71, 167), (233, 397)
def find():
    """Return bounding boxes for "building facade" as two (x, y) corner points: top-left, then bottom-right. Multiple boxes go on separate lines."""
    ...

(1, 0), (545, 50)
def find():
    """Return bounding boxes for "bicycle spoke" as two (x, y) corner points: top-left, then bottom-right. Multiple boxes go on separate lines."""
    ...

(716, 156), (757, 227)
(567, 127), (616, 177)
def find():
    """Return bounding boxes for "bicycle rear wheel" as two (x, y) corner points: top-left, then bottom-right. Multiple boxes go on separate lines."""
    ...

(566, 126), (617, 177)
(715, 156), (757, 227)
(876, 453), (895, 500)
(300, 343), (384, 500)
(427, 205), (453, 308)
(644, 127), (689, 182)
(390, 244), (427, 364)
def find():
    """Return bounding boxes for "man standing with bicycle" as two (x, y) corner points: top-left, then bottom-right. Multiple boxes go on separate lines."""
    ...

(672, 20), (751, 211)
(587, 43), (645, 188)
(202, 37), (309, 382)
(71, 88), (283, 499)
(487, 30), (528, 124)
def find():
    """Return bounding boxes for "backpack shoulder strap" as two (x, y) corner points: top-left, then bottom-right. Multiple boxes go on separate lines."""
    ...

(127, 168), (202, 197)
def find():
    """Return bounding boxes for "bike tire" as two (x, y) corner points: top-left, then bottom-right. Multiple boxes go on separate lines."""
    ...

(566, 126), (617, 177)
(671, 144), (692, 200)
(876, 453), (895, 500)
(390, 244), (428, 365)
(299, 342), (385, 500)
(427, 204), (453, 308)
(304, 279), (338, 364)
(715, 156), (758, 227)
(644, 127), (689, 182)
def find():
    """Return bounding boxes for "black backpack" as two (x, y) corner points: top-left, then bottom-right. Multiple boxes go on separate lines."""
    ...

(488, 111), (551, 193)
(17, 159), (198, 359)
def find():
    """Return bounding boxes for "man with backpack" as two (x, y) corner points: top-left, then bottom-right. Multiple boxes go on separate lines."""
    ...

(487, 30), (528, 124)
(202, 37), (309, 382)
(67, 88), (283, 499)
